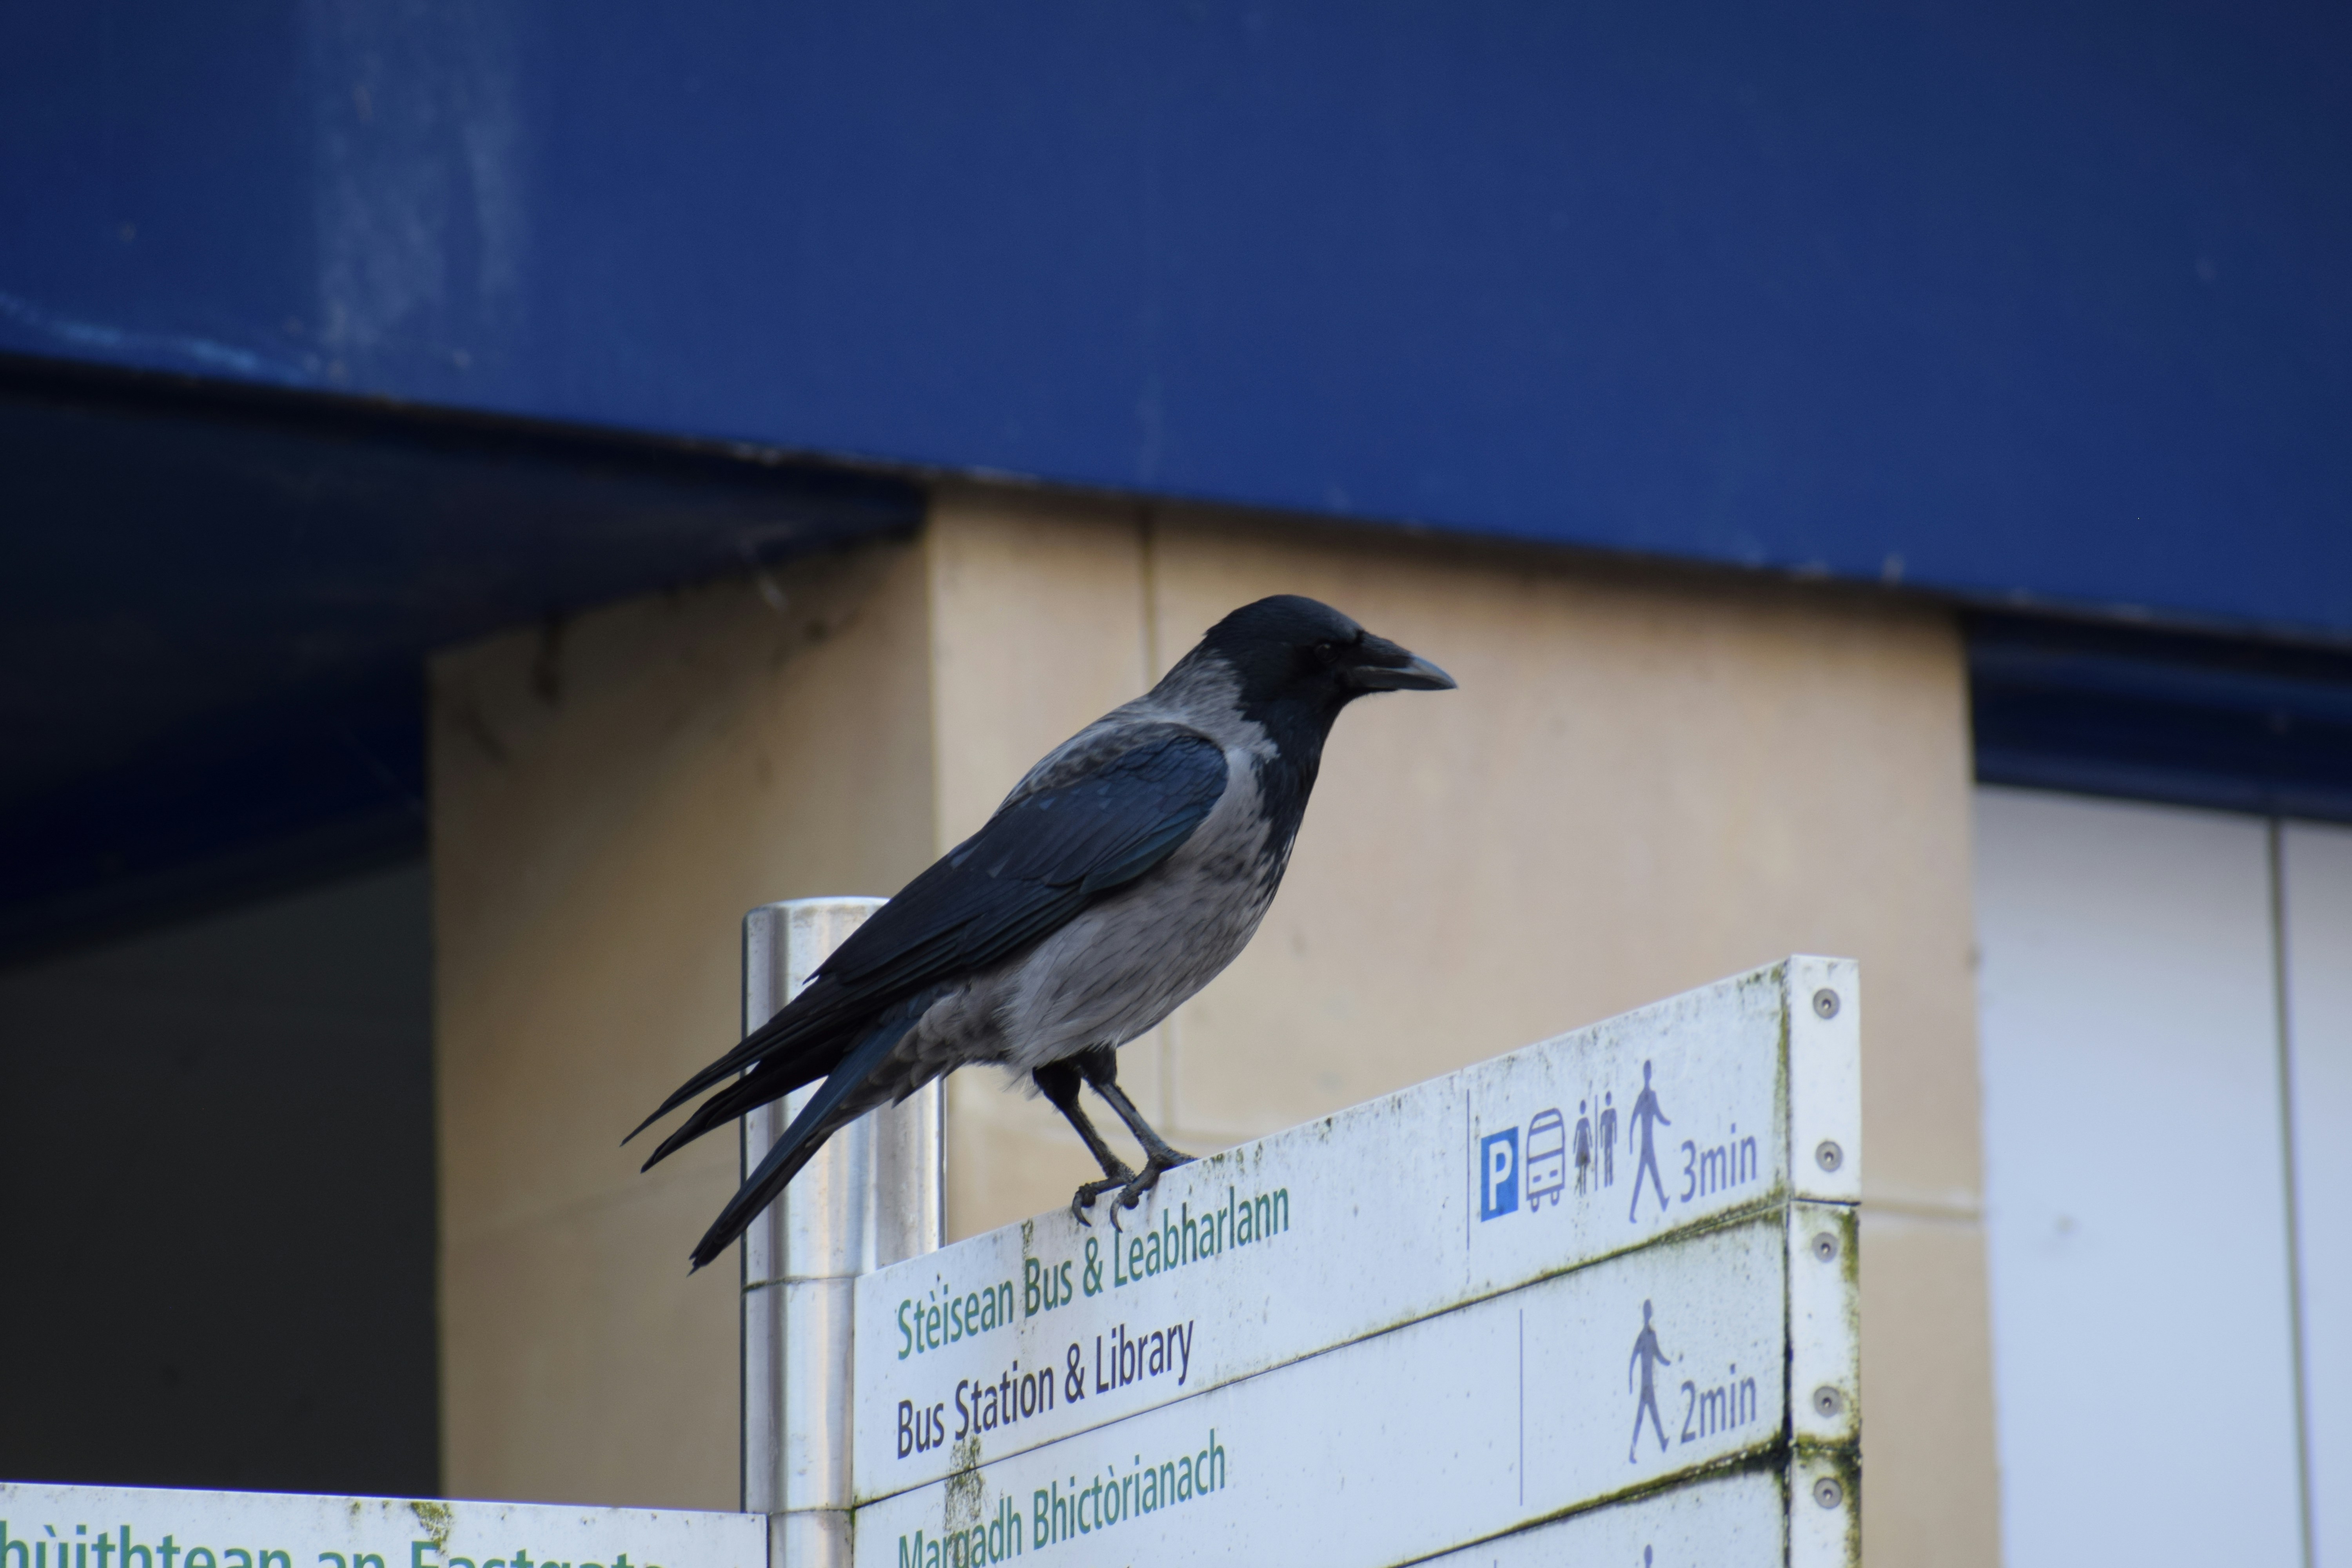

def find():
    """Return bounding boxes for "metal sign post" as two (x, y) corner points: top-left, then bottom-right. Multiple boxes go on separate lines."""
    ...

(740, 900), (944, 1568)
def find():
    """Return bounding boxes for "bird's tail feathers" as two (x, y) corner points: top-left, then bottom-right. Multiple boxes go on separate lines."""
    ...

(639, 1051), (822, 1171)
(622, 977), (859, 1148)
(685, 1008), (916, 1271)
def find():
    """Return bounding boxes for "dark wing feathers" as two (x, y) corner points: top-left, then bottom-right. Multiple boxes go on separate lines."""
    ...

(818, 732), (1229, 987)
(630, 725), (1229, 1172)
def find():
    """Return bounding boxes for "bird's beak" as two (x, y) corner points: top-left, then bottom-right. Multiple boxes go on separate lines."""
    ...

(1343, 635), (1458, 692)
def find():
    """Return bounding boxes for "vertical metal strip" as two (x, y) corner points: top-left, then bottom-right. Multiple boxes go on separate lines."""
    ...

(1786, 956), (1862, 1568)
(2270, 821), (2319, 1568)
(741, 897), (946, 1566)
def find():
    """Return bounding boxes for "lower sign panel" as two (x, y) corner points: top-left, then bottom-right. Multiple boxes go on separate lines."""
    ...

(853, 1216), (1806, 1568)
(1420, 1457), (1855, 1568)
(0, 1484), (764, 1568)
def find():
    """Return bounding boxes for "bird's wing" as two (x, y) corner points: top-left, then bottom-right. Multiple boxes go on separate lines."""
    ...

(630, 723), (1230, 1160)
(814, 723), (1231, 996)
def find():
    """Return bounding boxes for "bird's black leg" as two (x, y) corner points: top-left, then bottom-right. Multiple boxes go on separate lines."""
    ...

(1073, 1045), (1195, 1225)
(1033, 1059), (1135, 1225)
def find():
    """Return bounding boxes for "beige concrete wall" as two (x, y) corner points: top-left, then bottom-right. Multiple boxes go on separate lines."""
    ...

(432, 485), (1997, 1563)
(923, 492), (1997, 1568)
(431, 543), (935, 1509)
(920, 490), (1178, 1232)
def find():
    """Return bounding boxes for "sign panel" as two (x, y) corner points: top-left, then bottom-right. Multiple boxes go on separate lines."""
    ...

(0, 1486), (762, 1568)
(1418, 1457), (1855, 1568)
(853, 1212), (1846, 1568)
(853, 957), (1858, 1501)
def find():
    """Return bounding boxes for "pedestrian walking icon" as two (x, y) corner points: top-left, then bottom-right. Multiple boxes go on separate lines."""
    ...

(1626, 1060), (1672, 1221)
(1627, 1299), (1674, 1462)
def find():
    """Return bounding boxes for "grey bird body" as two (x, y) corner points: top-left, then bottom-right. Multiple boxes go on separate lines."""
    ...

(632, 595), (1453, 1269)
(906, 661), (1284, 1085)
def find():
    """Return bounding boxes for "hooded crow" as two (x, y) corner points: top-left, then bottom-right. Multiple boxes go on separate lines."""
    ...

(630, 594), (1455, 1270)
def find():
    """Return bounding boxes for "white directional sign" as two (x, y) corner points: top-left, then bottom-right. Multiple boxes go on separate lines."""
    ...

(0, 1485), (762, 1568)
(853, 957), (1858, 1497)
(848, 956), (1861, 1568)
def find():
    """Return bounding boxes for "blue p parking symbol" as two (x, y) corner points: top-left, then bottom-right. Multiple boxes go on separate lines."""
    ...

(1480, 1128), (1520, 1220)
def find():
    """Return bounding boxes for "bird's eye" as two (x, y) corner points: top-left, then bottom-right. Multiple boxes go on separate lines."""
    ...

(1312, 640), (1337, 660)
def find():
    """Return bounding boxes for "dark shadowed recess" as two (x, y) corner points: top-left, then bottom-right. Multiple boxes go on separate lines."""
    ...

(1970, 612), (2352, 823)
(0, 354), (924, 965)
(0, 864), (437, 1494)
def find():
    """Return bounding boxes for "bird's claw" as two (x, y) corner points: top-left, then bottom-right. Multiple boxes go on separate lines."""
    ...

(1068, 1145), (1197, 1230)
(1069, 1166), (1135, 1227)
(1106, 1149), (1196, 1231)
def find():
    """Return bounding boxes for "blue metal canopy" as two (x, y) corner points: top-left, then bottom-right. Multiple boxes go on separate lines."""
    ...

(6, 1), (2351, 952)
(6, 1), (2349, 634)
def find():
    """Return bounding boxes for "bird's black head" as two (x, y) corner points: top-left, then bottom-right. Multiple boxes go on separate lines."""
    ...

(1158, 595), (1453, 872)
(1191, 594), (1455, 746)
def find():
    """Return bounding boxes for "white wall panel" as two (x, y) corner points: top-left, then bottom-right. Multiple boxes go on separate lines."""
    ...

(1975, 788), (2305, 1568)
(2286, 822), (2352, 1567)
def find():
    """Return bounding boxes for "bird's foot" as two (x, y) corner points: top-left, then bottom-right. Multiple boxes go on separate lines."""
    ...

(1109, 1149), (1196, 1230)
(1069, 1164), (1136, 1227)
